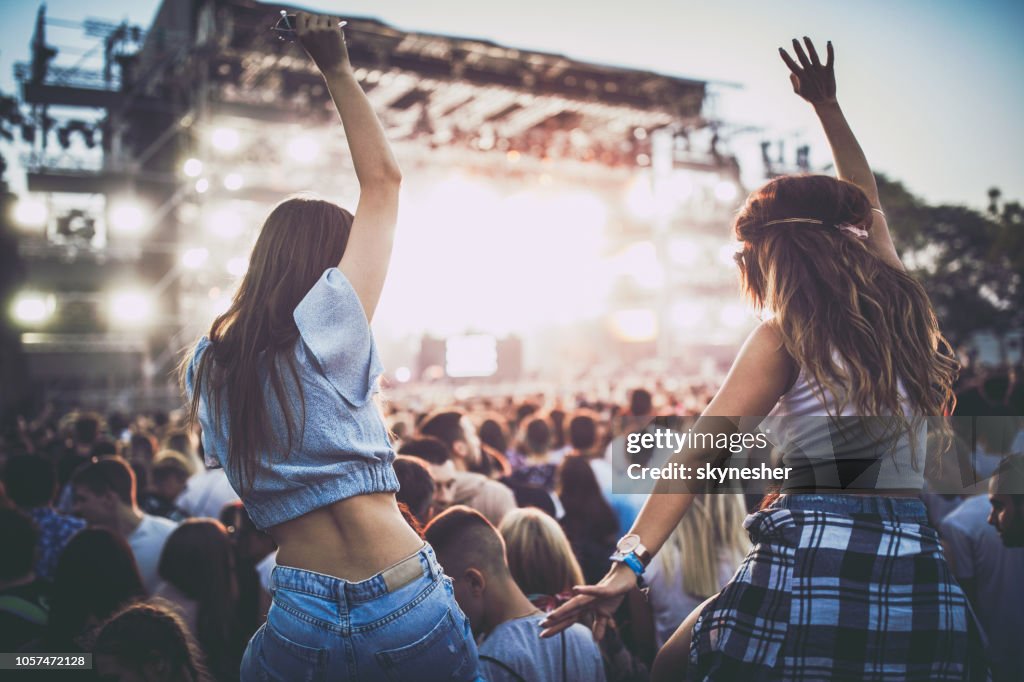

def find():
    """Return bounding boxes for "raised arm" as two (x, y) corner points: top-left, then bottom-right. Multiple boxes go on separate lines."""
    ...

(296, 13), (402, 321)
(540, 321), (794, 639)
(779, 38), (903, 271)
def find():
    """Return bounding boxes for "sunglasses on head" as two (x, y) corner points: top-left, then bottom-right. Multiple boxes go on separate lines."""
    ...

(271, 11), (347, 43)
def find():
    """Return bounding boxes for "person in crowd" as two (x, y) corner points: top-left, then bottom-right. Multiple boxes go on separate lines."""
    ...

(425, 506), (606, 682)
(543, 38), (985, 681)
(70, 456), (177, 594)
(417, 414), (517, 525)
(175, 457), (241, 520)
(640, 494), (749, 650)
(942, 463), (1024, 682)
(398, 436), (459, 518)
(988, 455), (1024, 547)
(220, 502), (276, 629)
(506, 415), (559, 491)
(182, 13), (477, 681)
(557, 455), (620, 584)
(163, 428), (203, 476)
(393, 454), (436, 526)
(56, 412), (103, 488)
(139, 450), (193, 522)
(479, 413), (512, 461)
(155, 519), (244, 681)
(0, 507), (50, 651)
(43, 528), (145, 651)
(93, 601), (211, 682)
(499, 507), (585, 606)
(421, 408), (508, 479)
(2, 454), (86, 580)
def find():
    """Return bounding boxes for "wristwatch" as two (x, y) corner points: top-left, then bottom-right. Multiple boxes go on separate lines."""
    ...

(609, 533), (652, 580)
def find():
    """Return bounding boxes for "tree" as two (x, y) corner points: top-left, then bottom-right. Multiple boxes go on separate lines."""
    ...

(877, 175), (1022, 346)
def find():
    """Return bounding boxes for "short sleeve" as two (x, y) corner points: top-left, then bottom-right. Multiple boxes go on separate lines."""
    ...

(293, 267), (384, 406)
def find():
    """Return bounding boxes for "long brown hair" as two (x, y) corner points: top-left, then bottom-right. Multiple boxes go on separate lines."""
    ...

(182, 196), (353, 494)
(734, 176), (957, 458)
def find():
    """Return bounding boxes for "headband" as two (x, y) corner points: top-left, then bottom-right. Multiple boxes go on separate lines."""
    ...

(762, 217), (869, 240)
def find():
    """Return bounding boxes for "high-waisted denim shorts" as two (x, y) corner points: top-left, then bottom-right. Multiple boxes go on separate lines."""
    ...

(240, 543), (481, 681)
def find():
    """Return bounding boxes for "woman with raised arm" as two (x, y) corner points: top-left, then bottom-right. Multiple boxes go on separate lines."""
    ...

(541, 38), (985, 680)
(183, 13), (479, 681)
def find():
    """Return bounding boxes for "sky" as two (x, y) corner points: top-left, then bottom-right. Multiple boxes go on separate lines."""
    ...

(1, 0), (1022, 209)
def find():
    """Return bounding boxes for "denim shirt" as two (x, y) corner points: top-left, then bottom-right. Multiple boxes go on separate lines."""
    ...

(186, 267), (398, 529)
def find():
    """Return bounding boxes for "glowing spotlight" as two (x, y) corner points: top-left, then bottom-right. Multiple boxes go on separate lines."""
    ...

(287, 135), (319, 163)
(719, 303), (750, 328)
(203, 207), (244, 239)
(226, 256), (248, 277)
(445, 335), (498, 378)
(183, 158), (203, 178)
(195, 179), (210, 194)
(109, 290), (153, 326)
(181, 247), (209, 269)
(211, 127), (240, 152)
(670, 301), (705, 327)
(223, 173), (244, 191)
(394, 366), (412, 383)
(714, 180), (739, 202)
(609, 309), (658, 342)
(108, 202), (146, 234)
(12, 292), (55, 325)
(619, 241), (665, 289)
(626, 176), (655, 220)
(13, 198), (48, 228)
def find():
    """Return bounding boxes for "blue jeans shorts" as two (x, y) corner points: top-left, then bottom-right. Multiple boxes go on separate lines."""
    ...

(240, 543), (481, 681)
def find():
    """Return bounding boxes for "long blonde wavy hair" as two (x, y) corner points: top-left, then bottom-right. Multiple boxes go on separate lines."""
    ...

(733, 175), (958, 463)
(660, 494), (749, 599)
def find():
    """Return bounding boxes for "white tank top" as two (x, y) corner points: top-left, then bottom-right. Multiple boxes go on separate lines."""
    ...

(761, 366), (927, 491)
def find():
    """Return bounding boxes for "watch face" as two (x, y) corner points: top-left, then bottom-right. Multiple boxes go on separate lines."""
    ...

(617, 534), (640, 554)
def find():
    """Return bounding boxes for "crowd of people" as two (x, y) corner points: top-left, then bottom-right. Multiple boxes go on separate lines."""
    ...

(2, 14), (1024, 682)
(0, 376), (1021, 680)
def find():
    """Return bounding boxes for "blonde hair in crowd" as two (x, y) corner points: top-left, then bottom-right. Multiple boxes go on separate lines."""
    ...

(499, 507), (584, 596)
(659, 494), (750, 599)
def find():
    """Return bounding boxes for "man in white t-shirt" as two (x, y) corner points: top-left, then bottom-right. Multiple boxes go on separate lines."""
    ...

(425, 506), (605, 682)
(71, 457), (177, 594)
(175, 467), (240, 520)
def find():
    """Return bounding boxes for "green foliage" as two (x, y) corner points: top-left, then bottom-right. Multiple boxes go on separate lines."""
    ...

(877, 174), (1023, 344)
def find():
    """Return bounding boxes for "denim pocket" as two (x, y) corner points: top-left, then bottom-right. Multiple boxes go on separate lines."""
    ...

(374, 608), (474, 682)
(258, 620), (329, 682)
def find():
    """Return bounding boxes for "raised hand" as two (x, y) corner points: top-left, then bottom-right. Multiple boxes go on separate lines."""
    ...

(779, 37), (836, 105)
(295, 12), (350, 77)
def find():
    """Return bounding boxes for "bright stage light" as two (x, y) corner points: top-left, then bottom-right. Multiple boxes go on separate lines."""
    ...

(211, 127), (240, 152)
(13, 198), (48, 228)
(670, 301), (705, 328)
(12, 293), (55, 325)
(445, 335), (498, 378)
(108, 201), (146, 234)
(181, 247), (209, 269)
(619, 241), (665, 289)
(223, 173), (244, 191)
(287, 135), (319, 163)
(719, 303), (750, 328)
(183, 158), (203, 178)
(714, 180), (739, 202)
(394, 366), (412, 383)
(609, 309), (658, 342)
(226, 256), (248, 277)
(195, 179), (210, 194)
(626, 176), (655, 220)
(204, 207), (244, 239)
(109, 290), (153, 326)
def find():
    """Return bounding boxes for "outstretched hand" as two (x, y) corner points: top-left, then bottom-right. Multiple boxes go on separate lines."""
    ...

(779, 37), (836, 105)
(538, 563), (636, 640)
(295, 12), (351, 77)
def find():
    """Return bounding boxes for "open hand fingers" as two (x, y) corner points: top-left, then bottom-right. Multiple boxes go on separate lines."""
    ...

(804, 37), (821, 67)
(792, 38), (812, 69)
(778, 47), (802, 75)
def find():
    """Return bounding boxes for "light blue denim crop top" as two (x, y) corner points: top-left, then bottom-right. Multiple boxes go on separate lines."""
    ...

(185, 267), (399, 529)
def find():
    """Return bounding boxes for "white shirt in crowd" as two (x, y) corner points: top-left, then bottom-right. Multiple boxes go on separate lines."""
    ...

(129, 513), (178, 595)
(176, 468), (240, 520)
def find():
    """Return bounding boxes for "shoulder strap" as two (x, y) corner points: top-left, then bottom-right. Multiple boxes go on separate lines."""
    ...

(479, 655), (528, 682)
